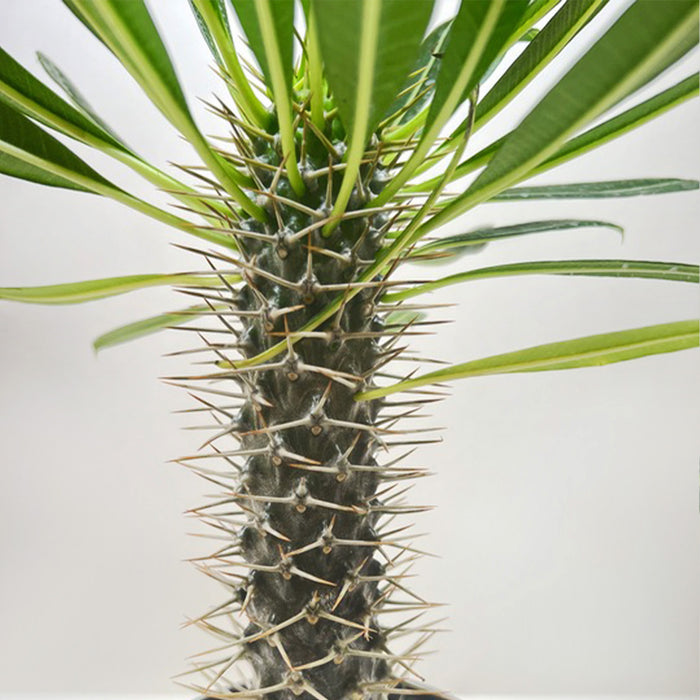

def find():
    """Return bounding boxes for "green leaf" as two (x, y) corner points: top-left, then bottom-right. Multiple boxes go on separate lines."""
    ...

(0, 47), (208, 213)
(230, 0), (293, 94)
(535, 74), (700, 174)
(0, 273), (241, 305)
(36, 51), (127, 147)
(189, 0), (268, 127)
(406, 73), (699, 194)
(304, 6), (325, 130)
(492, 178), (699, 200)
(0, 99), (228, 239)
(188, 0), (225, 63)
(477, 1), (570, 87)
(357, 320), (700, 399)
(65, 0), (264, 220)
(475, 0), (606, 129)
(69, 0), (190, 119)
(31, 50), (237, 221)
(93, 305), (212, 351)
(426, 0), (699, 232)
(427, 0), (529, 133)
(62, 0), (113, 50)
(409, 219), (622, 262)
(313, 0), (432, 227)
(384, 259), (699, 302)
(514, 0), (563, 38)
(382, 20), (453, 128)
(313, 0), (432, 144)
(370, 0), (433, 133)
(0, 98), (115, 192)
(231, 0), (302, 193)
(386, 13), (541, 138)
(373, 0), (529, 205)
(406, 241), (490, 264)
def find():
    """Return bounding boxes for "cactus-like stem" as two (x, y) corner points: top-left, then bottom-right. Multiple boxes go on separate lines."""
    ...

(174, 131), (439, 700)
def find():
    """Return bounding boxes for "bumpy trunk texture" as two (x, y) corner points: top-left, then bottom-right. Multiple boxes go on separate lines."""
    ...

(181, 131), (435, 700)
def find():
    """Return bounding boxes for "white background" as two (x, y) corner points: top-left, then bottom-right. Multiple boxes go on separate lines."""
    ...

(0, 0), (698, 695)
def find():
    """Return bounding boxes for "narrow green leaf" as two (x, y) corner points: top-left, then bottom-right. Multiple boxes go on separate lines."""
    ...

(66, 0), (264, 220)
(382, 20), (452, 130)
(231, 0), (302, 193)
(406, 73), (699, 194)
(0, 273), (241, 305)
(189, 0), (268, 127)
(493, 178), (699, 200)
(70, 0), (190, 118)
(373, 0), (528, 206)
(93, 305), (213, 351)
(425, 0), (699, 232)
(0, 100), (236, 243)
(477, 1), (572, 88)
(0, 47), (207, 212)
(535, 74), (700, 174)
(313, 0), (432, 228)
(0, 98), (114, 191)
(188, 0), (224, 63)
(229, 0), (292, 94)
(405, 241), (489, 264)
(30, 51), (236, 221)
(383, 14), (540, 138)
(316, 0), (380, 228)
(62, 0), (114, 50)
(313, 0), (432, 145)
(364, 0), (433, 134)
(407, 219), (622, 262)
(34, 51), (127, 147)
(357, 320), (700, 399)
(305, 7), (325, 130)
(384, 259), (699, 302)
(427, 0), (529, 132)
(475, 0), (606, 129)
(623, 12), (699, 102)
(513, 0), (563, 38)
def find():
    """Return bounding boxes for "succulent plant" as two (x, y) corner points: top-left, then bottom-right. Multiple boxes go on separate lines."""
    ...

(1, 1), (698, 698)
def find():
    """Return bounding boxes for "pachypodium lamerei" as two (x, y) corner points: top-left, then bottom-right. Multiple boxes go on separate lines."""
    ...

(0, 1), (698, 698)
(171, 138), (439, 698)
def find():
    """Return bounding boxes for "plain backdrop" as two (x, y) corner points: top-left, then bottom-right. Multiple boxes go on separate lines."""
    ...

(0, 0), (698, 695)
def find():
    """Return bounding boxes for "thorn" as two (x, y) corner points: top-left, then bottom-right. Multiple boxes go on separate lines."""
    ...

(318, 610), (375, 634)
(251, 188), (322, 219)
(245, 609), (307, 644)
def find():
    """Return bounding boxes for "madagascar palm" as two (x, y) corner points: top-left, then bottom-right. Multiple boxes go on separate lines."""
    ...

(1, 1), (698, 698)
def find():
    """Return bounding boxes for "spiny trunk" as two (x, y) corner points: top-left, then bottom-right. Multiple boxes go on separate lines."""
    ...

(178, 134), (436, 699)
